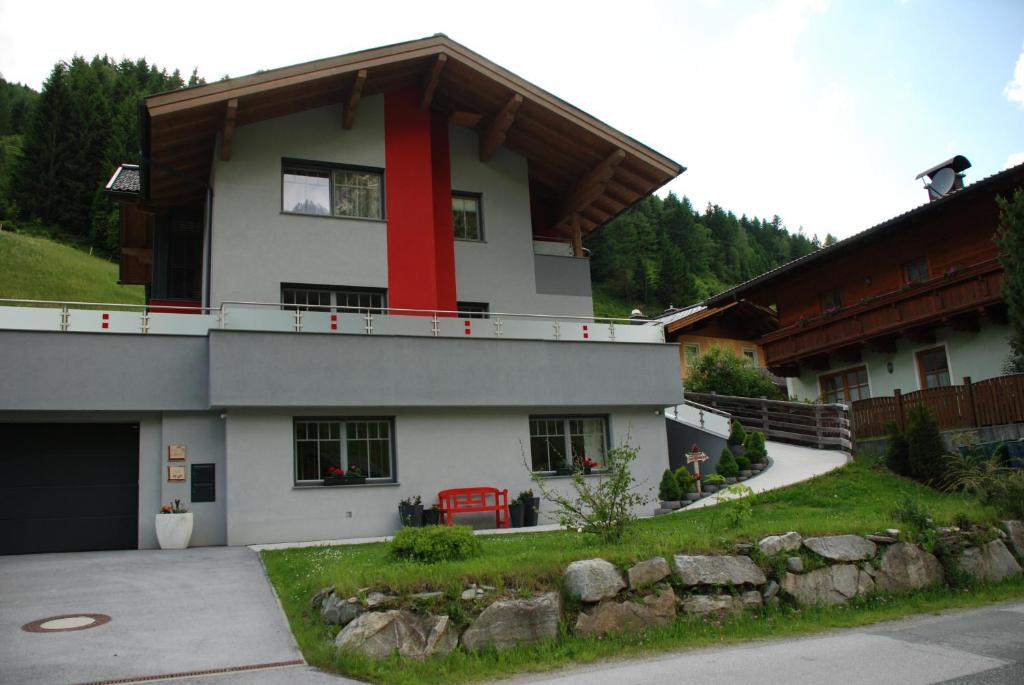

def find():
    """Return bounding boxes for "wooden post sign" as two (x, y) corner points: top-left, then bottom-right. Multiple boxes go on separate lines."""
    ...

(686, 444), (709, 496)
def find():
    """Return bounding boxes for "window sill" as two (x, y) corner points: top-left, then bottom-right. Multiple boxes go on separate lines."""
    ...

(280, 211), (387, 224)
(293, 481), (400, 490)
(454, 237), (487, 244)
(534, 472), (606, 480)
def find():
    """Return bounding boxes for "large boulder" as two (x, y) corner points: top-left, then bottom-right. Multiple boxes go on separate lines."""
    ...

(803, 535), (877, 562)
(461, 593), (560, 651)
(999, 521), (1024, 562)
(564, 559), (626, 602)
(681, 591), (762, 616)
(869, 542), (944, 592)
(627, 557), (671, 589)
(956, 540), (1023, 583)
(673, 555), (767, 587)
(322, 593), (361, 626)
(334, 610), (458, 659)
(575, 588), (676, 635)
(781, 564), (873, 605)
(758, 532), (803, 557)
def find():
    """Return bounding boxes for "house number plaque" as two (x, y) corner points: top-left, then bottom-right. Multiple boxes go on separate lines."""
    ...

(168, 444), (187, 461)
(167, 465), (186, 482)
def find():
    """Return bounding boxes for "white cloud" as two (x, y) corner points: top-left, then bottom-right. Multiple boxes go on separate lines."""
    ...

(1005, 47), (1024, 107)
(1007, 152), (1024, 169)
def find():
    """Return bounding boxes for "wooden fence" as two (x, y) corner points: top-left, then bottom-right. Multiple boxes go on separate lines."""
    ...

(851, 374), (1024, 439)
(685, 391), (852, 451)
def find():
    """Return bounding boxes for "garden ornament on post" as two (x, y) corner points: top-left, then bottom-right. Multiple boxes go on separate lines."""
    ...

(686, 444), (709, 496)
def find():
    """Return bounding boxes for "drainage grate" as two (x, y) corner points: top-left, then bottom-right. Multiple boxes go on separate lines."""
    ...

(22, 614), (111, 633)
(69, 659), (306, 685)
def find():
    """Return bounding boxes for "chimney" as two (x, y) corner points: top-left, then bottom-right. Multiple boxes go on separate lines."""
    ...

(915, 155), (971, 201)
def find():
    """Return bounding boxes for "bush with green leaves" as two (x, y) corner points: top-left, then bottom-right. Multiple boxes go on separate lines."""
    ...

(716, 448), (739, 478)
(907, 405), (945, 484)
(885, 422), (912, 477)
(658, 469), (681, 501)
(529, 441), (649, 543)
(674, 466), (695, 494)
(988, 470), (1024, 519)
(735, 453), (752, 471)
(728, 419), (746, 446)
(743, 431), (767, 462)
(684, 346), (784, 399)
(704, 473), (726, 485)
(389, 525), (482, 563)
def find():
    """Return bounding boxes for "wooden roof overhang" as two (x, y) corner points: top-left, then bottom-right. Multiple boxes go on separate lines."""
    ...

(663, 300), (779, 341)
(140, 34), (685, 240)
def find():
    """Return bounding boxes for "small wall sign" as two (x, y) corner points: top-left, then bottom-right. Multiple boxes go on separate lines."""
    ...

(167, 465), (186, 482)
(167, 444), (187, 461)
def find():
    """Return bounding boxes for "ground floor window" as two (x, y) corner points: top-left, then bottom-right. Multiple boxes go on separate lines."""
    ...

(294, 418), (394, 483)
(683, 343), (700, 367)
(528, 415), (608, 472)
(916, 346), (951, 389)
(820, 366), (869, 403)
(742, 347), (757, 364)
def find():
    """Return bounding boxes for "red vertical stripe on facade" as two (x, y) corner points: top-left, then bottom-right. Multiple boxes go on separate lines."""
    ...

(384, 88), (457, 313)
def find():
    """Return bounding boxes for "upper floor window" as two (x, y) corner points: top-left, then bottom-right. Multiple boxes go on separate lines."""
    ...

(916, 346), (951, 389)
(903, 257), (929, 285)
(742, 347), (757, 364)
(282, 160), (383, 220)
(453, 192), (483, 241)
(282, 284), (386, 314)
(683, 343), (700, 367)
(821, 288), (842, 312)
(457, 301), (490, 319)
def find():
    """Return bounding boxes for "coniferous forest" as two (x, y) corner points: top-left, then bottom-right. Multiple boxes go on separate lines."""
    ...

(1, 55), (834, 312)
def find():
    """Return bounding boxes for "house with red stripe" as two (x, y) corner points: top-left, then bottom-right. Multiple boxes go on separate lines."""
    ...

(0, 35), (685, 553)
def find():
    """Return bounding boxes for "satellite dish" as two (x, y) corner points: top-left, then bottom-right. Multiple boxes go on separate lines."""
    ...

(927, 167), (956, 199)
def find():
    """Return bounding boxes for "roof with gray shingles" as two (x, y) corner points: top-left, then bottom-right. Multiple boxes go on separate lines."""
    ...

(105, 164), (140, 196)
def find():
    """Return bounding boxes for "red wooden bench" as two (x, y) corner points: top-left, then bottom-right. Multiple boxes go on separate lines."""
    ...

(437, 487), (511, 528)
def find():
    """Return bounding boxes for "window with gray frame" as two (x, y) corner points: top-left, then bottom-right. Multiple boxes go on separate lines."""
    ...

(282, 161), (383, 220)
(294, 418), (394, 483)
(452, 192), (482, 241)
(282, 285), (386, 314)
(457, 301), (489, 319)
(528, 416), (608, 472)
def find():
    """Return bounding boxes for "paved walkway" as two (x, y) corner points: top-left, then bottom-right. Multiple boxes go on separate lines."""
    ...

(488, 601), (1024, 685)
(683, 440), (849, 510)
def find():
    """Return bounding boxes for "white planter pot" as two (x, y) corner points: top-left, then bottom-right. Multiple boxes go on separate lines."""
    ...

(155, 513), (193, 549)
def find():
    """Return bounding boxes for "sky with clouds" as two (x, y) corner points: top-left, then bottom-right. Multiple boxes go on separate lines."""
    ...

(1, 0), (1022, 240)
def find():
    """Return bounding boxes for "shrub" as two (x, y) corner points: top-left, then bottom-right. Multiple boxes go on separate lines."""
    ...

(906, 405), (945, 484)
(704, 473), (726, 485)
(674, 466), (695, 494)
(743, 431), (767, 462)
(988, 470), (1024, 519)
(529, 440), (649, 543)
(728, 419), (746, 446)
(658, 469), (681, 501)
(885, 422), (911, 477)
(389, 525), (482, 563)
(716, 448), (739, 478)
(685, 346), (784, 399)
(735, 454), (752, 471)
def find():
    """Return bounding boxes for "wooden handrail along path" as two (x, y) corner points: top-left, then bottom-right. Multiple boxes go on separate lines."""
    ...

(685, 391), (852, 452)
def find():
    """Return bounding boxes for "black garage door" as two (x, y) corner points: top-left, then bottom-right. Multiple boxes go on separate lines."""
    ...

(0, 424), (139, 555)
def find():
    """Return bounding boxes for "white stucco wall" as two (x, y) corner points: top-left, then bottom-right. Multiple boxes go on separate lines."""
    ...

(223, 407), (667, 546)
(787, 322), (1013, 401)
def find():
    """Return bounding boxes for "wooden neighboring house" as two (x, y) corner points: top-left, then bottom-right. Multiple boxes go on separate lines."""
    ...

(655, 300), (779, 384)
(705, 158), (1024, 404)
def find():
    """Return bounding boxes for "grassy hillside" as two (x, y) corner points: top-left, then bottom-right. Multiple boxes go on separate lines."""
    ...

(0, 230), (144, 304)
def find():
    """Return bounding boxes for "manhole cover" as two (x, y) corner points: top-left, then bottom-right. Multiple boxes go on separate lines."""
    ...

(22, 613), (111, 633)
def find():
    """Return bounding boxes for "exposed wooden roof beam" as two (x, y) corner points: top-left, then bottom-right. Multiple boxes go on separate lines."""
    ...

(479, 93), (522, 162)
(342, 69), (367, 130)
(450, 111), (482, 128)
(556, 149), (625, 225)
(420, 54), (447, 110)
(219, 99), (238, 161)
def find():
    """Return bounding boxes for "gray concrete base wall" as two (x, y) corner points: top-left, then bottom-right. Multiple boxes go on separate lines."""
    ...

(224, 408), (669, 546)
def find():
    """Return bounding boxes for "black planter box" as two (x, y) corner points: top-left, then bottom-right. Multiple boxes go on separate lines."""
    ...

(422, 508), (441, 526)
(398, 503), (424, 527)
(508, 501), (525, 528)
(521, 497), (540, 526)
(323, 475), (367, 486)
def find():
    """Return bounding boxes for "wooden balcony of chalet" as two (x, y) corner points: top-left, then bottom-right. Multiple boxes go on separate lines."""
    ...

(761, 258), (1005, 374)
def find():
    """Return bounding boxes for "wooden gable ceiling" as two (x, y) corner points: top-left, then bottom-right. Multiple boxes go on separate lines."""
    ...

(142, 35), (684, 238)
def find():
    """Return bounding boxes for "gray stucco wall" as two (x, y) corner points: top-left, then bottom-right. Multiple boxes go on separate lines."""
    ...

(209, 99), (389, 306)
(534, 255), (593, 298)
(0, 331), (209, 411)
(787, 322), (1013, 401)
(159, 413), (227, 547)
(224, 407), (668, 545)
(208, 330), (684, 409)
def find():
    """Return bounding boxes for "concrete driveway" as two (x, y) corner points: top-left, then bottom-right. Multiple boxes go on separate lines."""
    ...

(0, 546), (345, 685)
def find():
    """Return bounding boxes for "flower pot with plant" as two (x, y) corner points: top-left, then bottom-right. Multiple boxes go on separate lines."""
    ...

(508, 499), (525, 527)
(518, 490), (540, 526)
(398, 495), (423, 527)
(155, 499), (193, 549)
(323, 465), (367, 485)
(581, 457), (598, 475)
(422, 506), (441, 526)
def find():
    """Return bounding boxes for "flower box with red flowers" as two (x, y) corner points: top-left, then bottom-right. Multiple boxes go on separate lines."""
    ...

(322, 465), (366, 486)
(581, 457), (599, 475)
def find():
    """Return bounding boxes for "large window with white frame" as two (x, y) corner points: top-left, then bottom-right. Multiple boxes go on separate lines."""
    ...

(452, 192), (483, 241)
(528, 416), (608, 472)
(293, 418), (394, 483)
(282, 160), (384, 220)
(281, 284), (386, 314)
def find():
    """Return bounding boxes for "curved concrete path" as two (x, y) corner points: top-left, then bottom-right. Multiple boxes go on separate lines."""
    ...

(683, 440), (849, 510)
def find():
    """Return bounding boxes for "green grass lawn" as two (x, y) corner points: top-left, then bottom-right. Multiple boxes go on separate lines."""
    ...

(0, 230), (144, 304)
(261, 458), (1022, 684)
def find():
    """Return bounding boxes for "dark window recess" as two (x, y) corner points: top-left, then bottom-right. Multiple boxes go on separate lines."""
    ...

(903, 257), (929, 284)
(191, 464), (215, 503)
(166, 217), (202, 300)
(820, 288), (842, 312)
(457, 301), (490, 319)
